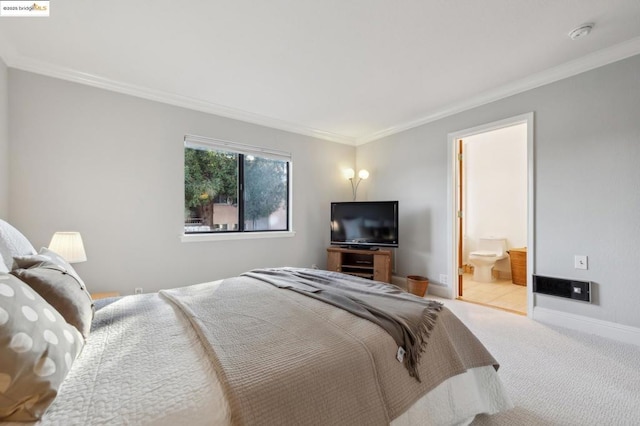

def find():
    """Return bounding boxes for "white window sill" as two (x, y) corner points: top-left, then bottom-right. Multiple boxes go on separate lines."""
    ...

(181, 230), (296, 243)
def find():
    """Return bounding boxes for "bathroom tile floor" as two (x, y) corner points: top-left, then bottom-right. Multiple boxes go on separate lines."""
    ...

(460, 273), (527, 315)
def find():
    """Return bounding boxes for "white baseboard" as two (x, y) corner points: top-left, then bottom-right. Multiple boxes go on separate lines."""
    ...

(533, 307), (640, 347)
(391, 275), (450, 298)
(426, 283), (450, 298)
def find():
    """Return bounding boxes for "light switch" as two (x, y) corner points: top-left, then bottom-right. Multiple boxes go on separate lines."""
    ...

(574, 255), (588, 270)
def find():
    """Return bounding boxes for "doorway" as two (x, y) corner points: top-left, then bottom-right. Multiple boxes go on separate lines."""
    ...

(447, 113), (535, 317)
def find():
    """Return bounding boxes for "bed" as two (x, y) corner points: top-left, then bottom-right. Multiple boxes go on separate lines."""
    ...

(0, 220), (512, 425)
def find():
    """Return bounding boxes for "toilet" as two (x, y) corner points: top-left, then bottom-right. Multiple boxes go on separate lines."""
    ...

(468, 238), (508, 283)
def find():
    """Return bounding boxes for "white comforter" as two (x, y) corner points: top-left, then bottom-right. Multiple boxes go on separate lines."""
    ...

(37, 284), (511, 425)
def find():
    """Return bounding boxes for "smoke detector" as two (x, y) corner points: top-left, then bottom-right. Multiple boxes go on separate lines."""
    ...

(569, 23), (594, 40)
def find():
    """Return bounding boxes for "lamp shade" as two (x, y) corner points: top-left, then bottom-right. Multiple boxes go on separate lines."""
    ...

(48, 232), (87, 263)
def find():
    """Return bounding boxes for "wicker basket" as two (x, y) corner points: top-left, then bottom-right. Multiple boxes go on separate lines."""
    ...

(508, 248), (527, 286)
(407, 275), (429, 297)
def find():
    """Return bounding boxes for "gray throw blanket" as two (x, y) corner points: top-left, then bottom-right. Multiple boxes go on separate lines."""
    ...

(242, 267), (443, 381)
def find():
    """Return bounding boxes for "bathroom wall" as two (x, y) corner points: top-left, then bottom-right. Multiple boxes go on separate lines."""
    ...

(463, 123), (528, 272)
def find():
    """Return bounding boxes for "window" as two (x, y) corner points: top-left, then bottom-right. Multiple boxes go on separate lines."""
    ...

(184, 135), (290, 235)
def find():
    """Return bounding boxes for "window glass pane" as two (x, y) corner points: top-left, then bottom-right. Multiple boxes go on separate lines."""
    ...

(243, 155), (288, 231)
(184, 146), (239, 233)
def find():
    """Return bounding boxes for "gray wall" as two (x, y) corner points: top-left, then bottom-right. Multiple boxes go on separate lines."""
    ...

(8, 70), (354, 294)
(0, 57), (8, 218)
(7, 55), (640, 328)
(357, 54), (640, 328)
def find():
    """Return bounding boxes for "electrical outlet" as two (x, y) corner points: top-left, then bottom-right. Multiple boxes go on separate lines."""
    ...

(439, 274), (448, 285)
(134, 287), (143, 294)
(574, 255), (588, 270)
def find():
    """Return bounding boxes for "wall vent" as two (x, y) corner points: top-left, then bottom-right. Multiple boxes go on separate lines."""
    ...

(533, 275), (591, 303)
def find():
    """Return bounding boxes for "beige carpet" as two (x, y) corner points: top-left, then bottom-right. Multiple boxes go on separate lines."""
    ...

(433, 297), (640, 425)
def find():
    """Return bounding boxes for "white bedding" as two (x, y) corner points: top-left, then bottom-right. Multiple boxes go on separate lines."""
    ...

(36, 282), (511, 425)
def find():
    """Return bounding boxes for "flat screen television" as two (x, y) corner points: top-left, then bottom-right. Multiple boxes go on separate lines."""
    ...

(330, 201), (399, 248)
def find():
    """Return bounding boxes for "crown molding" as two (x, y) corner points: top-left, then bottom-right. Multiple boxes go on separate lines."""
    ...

(3, 34), (640, 147)
(6, 53), (358, 146)
(356, 36), (640, 145)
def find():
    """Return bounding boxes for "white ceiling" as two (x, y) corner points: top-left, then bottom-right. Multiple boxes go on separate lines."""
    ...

(1, 1), (640, 145)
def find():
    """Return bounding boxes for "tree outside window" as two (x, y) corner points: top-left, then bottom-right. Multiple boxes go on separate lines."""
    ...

(184, 138), (290, 234)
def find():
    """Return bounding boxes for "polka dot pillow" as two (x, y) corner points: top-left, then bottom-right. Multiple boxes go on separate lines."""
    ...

(0, 219), (37, 271)
(0, 273), (84, 421)
(0, 253), (8, 274)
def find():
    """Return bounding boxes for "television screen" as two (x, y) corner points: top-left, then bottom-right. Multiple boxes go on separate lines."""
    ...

(330, 201), (399, 248)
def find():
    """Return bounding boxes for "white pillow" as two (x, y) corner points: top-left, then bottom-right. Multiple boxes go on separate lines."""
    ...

(0, 253), (8, 273)
(0, 219), (37, 271)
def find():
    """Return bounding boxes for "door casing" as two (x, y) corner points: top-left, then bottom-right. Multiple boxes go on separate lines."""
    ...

(446, 112), (535, 317)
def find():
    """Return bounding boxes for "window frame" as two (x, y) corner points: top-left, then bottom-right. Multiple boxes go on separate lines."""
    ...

(182, 134), (294, 241)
